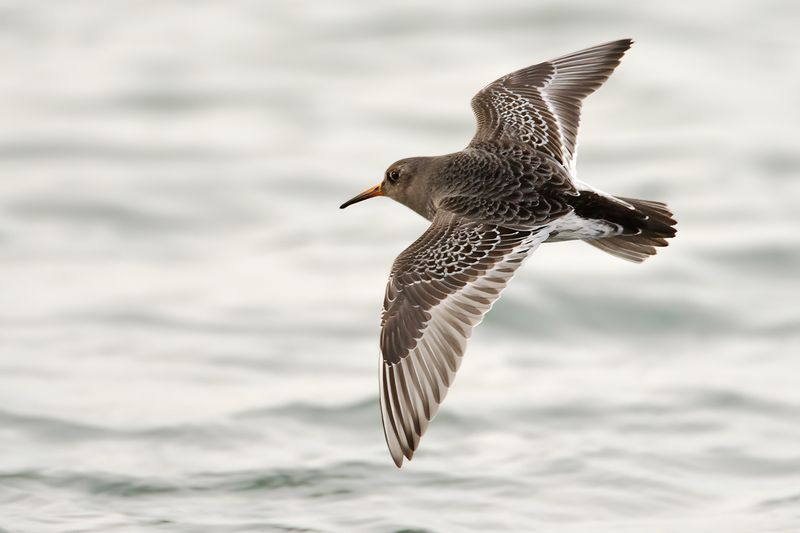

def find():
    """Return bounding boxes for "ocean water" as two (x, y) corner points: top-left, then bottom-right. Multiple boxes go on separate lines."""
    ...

(1, 1), (799, 531)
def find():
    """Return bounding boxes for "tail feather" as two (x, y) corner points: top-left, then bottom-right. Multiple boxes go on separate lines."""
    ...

(586, 197), (677, 263)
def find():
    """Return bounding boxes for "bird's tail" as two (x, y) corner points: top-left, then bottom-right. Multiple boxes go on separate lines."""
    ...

(585, 196), (677, 263)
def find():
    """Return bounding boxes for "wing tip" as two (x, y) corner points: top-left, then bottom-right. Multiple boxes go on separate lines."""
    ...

(598, 38), (634, 62)
(391, 449), (405, 468)
(582, 38), (634, 62)
(607, 37), (634, 51)
(619, 37), (634, 57)
(386, 437), (412, 468)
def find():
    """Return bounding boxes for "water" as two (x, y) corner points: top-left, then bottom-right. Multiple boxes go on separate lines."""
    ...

(1, 1), (799, 531)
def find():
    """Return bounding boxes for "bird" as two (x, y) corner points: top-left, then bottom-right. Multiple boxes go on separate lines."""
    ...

(339, 39), (676, 467)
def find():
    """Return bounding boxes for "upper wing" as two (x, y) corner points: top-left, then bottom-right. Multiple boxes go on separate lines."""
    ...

(379, 211), (551, 466)
(469, 39), (632, 175)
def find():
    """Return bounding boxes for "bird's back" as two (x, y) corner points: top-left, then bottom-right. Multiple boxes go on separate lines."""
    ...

(432, 141), (578, 229)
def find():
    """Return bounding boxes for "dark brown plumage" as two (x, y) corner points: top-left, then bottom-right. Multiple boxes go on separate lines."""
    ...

(340, 39), (677, 467)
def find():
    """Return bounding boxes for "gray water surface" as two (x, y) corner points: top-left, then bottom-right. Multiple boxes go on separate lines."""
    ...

(1, 1), (799, 531)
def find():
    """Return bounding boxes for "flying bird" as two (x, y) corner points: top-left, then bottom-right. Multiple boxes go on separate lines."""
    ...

(340, 39), (676, 467)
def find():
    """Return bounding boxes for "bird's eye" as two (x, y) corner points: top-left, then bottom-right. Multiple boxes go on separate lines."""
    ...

(387, 168), (401, 184)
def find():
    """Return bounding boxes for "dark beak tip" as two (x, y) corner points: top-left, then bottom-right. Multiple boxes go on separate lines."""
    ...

(339, 184), (383, 210)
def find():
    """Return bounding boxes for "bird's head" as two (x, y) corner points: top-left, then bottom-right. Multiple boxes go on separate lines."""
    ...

(340, 157), (433, 216)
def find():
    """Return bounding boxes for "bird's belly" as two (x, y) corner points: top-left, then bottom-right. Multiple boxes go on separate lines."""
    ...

(544, 212), (621, 242)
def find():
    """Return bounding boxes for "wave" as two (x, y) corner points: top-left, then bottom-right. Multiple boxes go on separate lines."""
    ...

(0, 409), (250, 445)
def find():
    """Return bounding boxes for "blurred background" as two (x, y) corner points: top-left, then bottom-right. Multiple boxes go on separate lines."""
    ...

(1, 1), (799, 531)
